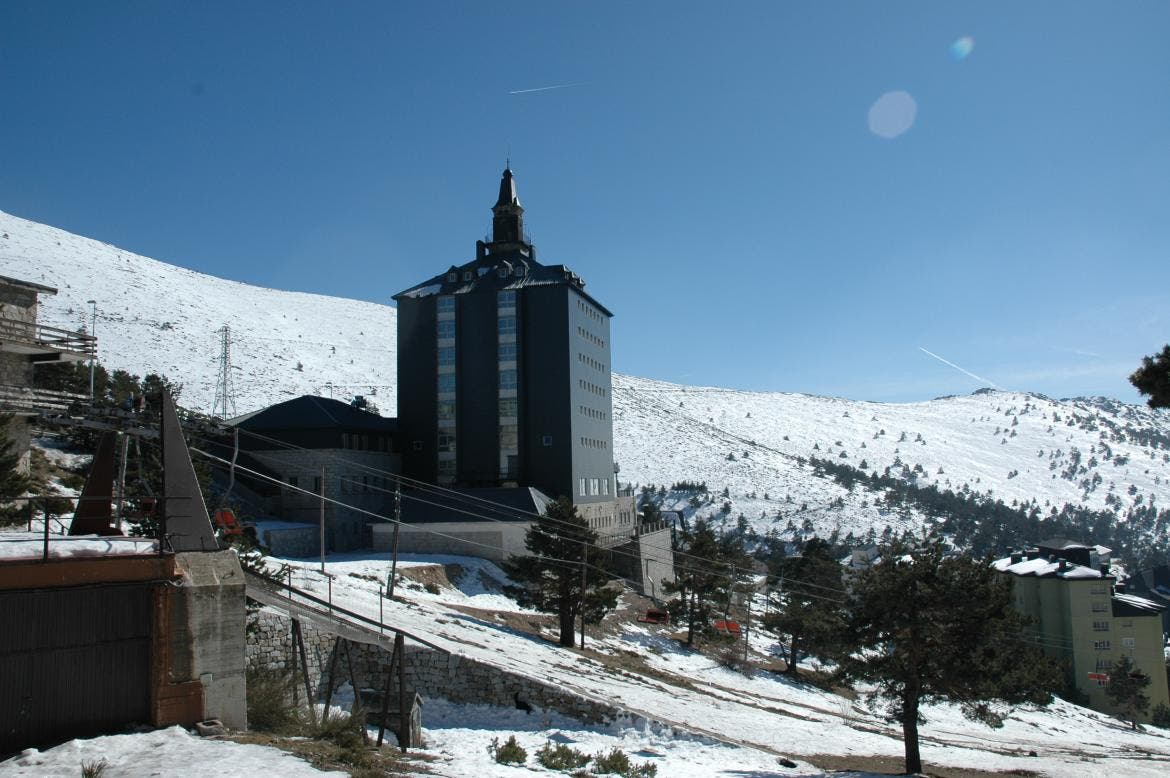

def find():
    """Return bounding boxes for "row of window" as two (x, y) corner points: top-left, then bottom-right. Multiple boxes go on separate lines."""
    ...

(577, 325), (605, 350)
(438, 374), (456, 393)
(579, 379), (607, 397)
(578, 476), (611, 497)
(499, 369), (517, 390)
(498, 290), (516, 307)
(437, 320), (456, 339)
(580, 437), (608, 449)
(339, 433), (391, 452)
(1090, 601), (1109, 613)
(437, 305), (457, 481)
(579, 405), (608, 421)
(1092, 620), (1110, 632)
(578, 352), (607, 373)
(577, 298), (603, 323)
(1093, 640), (1111, 650)
(438, 296), (456, 314)
(498, 316), (516, 335)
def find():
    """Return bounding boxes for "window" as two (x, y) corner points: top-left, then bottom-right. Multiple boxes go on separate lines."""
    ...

(514, 265), (525, 276)
(438, 459), (456, 474)
(437, 320), (456, 339)
(499, 424), (518, 448)
(437, 400), (455, 420)
(438, 374), (456, 393)
(438, 433), (455, 453)
(437, 296), (455, 314)
(1122, 637), (1135, 648)
(1092, 620), (1110, 632)
(497, 266), (508, 278)
(602, 477), (609, 495)
(446, 272), (457, 283)
(412, 440), (422, 451)
(1090, 584), (1108, 595)
(542, 434), (553, 446)
(498, 290), (516, 307)
(313, 476), (322, 494)
(1091, 601), (1108, 613)
(497, 316), (516, 335)
(1093, 640), (1111, 651)
(438, 347), (456, 366)
(498, 342), (517, 361)
(590, 478), (599, 496)
(288, 476), (298, 488)
(499, 369), (517, 390)
(499, 398), (518, 417)
(579, 478), (587, 496)
(1095, 658), (1114, 671)
(462, 270), (473, 281)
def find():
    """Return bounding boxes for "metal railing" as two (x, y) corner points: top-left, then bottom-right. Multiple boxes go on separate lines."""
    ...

(0, 316), (97, 357)
(0, 384), (88, 413)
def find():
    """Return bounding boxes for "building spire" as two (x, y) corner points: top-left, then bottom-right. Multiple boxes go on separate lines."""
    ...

(491, 165), (525, 245)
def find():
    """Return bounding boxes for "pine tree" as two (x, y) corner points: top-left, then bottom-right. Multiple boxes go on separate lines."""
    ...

(1, 414), (30, 524)
(1106, 655), (1151, 729)
(1130, 345), (1170, 409)
(836, 537), (1060, 775)
(662, 518), (734, 647)
(503, 497), (617, 647)
(764, 537), (847, 674)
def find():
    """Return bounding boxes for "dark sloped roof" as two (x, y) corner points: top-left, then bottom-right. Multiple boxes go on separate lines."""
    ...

(0, 274), (57, 295)
(398, 486), (550, 525)
(229, 395), (396, 433)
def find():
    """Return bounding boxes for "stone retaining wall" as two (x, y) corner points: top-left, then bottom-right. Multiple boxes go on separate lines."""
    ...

(246, 610), (622, 724)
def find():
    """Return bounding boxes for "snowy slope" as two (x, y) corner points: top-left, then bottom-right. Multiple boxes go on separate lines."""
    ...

(0, 210), (396, 417)
(4, 208), (1169, 542)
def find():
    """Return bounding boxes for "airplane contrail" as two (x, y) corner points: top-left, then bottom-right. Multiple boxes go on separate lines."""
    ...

(508, 82), (585, 95)
(919, 347), (1002, 390)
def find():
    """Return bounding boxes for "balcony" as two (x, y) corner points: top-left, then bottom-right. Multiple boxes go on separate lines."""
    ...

(0, 384), (88, 414)
(0, 316), (96, 362)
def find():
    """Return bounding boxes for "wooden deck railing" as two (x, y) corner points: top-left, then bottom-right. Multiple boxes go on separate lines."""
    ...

(0, 316), (97, 357)
(0, 384), (88, 413)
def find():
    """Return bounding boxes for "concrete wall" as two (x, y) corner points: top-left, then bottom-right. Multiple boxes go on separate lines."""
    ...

(247, 611), (623, 725)
(371, 520), (530, 563)
(173, 551), (248, 729)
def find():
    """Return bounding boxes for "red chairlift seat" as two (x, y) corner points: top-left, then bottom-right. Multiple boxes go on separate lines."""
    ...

(711, 618), (742, 637)
(637, 608), (671, 625)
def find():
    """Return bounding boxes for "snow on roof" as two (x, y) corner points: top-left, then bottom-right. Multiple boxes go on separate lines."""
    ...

(0, 533), (159, 561)
(993, 555), (1103, 579)
(1113, 593), (1166, 614)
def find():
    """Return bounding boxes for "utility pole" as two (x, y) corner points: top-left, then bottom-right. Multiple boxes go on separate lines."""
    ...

(114, 433), (129, 532)
(212, 324), (237, 419)
(388, 483), (401, 598)
(86, 299), (97, 402)
(319, 465), (326, 573)
(579, 539), (588, 649)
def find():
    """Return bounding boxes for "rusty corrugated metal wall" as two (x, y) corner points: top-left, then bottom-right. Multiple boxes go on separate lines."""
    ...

(0, 584), (152, 755)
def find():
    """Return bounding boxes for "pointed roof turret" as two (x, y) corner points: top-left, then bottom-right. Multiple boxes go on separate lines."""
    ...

(491, 165), (526, 246)
(495, 166), (521, 208)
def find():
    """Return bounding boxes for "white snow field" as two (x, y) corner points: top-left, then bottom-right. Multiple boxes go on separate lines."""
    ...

(0, 726), (345, 777)
(4, 207), (1168, 545)
(262, 552), (1170, 777)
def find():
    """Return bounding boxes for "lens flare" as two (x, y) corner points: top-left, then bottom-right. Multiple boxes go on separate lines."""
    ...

(950, 36), (975, 61)
(867, 91), (917, 139)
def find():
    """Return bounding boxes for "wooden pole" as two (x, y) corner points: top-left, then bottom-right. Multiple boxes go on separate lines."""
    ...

(293, 619), (317, 726)
(319, 465), (326, 573)
(397, 633), (408, 751)
(388, 484), (401, 598)
(377, 638), (399, 747)
(321, 636), (342, 724)
(579, 540), (587, 650)
(115, 432), (129, 533)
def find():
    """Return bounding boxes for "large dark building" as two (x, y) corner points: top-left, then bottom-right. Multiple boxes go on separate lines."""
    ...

(394, 168), (632, 536)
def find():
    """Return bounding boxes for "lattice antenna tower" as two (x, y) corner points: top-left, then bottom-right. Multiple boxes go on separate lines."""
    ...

(212, 324), (237, 419)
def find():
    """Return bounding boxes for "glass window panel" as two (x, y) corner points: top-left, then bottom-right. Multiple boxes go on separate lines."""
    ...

(438, 374), (456, 393)
(437, 320), (456, 338)
(438, 347), (456, 366)
(498, 398), (518, 417)
(497, 316), (516, 334)
(499, 369), (517, 390)
(498, 342), (517, 361)
(437, 296), (455, 313)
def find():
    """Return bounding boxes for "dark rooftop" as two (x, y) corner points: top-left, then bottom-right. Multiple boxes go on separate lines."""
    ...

(229, 395), (397, 434)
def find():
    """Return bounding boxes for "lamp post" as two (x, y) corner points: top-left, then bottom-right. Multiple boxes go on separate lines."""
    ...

(86, 299), (97, 402)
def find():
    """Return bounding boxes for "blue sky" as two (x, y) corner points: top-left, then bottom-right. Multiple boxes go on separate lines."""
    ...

(2, 2), (1168, 403)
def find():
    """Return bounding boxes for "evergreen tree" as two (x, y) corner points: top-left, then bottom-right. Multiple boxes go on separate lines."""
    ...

(1, 414), (30, 524)
(1106, 655), (1151, 729)
(836, 537), (1060, 775)
(503, 497), (617, 647)
(662, 518), (734, 647)
(1130, 345), (1170, 409)
(764, 537), (847, 674)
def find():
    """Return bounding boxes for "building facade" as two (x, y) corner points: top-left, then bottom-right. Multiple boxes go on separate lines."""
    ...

(394, 168), (634, 538)
(0, 274), (95, 471)
(995, 540), (1169, 720)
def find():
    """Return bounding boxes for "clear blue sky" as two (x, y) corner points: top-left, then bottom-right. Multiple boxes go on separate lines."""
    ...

(2, 1), (1168, 403)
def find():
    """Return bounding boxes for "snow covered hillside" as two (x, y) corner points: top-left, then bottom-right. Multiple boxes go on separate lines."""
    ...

(0, 209), (396, 417)
(4, 208), (1169, 545)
